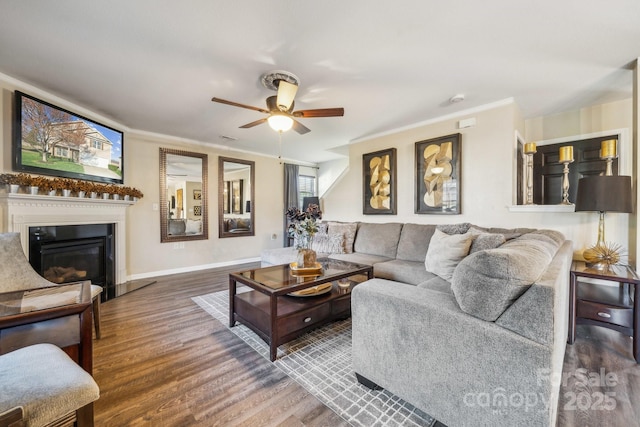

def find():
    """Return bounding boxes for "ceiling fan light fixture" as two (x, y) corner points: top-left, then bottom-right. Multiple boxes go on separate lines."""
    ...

(276, 80), (298, 112)
(268, 114), (294, 132)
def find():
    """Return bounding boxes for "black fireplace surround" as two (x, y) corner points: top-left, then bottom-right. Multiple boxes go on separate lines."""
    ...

(29, 224), (115, 301)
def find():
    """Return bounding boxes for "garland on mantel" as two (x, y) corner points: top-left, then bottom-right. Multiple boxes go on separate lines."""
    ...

(0, 173), (144, 199)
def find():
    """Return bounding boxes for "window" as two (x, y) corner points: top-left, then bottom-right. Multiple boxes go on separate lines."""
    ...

(298, 174), (316, 208)
(92, 139), (102, 150)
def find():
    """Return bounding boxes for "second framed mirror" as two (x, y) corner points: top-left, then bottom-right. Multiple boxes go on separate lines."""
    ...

(219, 157), (255, 238)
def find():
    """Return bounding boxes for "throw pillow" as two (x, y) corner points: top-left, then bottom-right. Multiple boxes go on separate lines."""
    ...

(451, 231), (563, 321)
(311, 232), (345, 254)
(327, 222), (358, 254)
(424, 229), (474, 281)
(469, 233), (506, 254)
(185, 219), (201, 234)
(316, 222), (328, 234)
(436, 223), (472, 235)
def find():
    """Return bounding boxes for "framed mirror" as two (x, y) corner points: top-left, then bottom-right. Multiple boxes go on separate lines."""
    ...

(160, 148), (208, 242)
(219, 156), (255, 238)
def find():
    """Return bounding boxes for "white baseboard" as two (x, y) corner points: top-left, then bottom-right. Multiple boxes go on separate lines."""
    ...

(126, 257), (261, 282)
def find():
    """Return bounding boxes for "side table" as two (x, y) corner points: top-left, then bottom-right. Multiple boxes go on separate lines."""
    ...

(0, 282), (94, 373)
(568, 261), (639, 363)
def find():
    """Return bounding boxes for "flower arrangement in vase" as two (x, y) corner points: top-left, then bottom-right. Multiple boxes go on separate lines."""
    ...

(286, 203), (322, 268)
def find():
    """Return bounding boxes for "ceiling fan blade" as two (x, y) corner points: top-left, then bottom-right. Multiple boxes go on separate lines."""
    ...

(239, 118), (268, 129)
(292, 119), (311, 135)
(293, 108), (344, 118)
(212, 97), (270, 114)
(276, 81), (298, 112)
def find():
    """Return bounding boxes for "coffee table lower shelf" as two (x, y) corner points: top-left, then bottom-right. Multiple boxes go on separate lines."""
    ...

(233, 286), (352, 361)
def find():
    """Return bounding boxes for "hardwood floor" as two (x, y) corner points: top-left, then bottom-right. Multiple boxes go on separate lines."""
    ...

(558, 325), (640, 427)
(93, 264), (639, 427)
(93, 263), (348, 427)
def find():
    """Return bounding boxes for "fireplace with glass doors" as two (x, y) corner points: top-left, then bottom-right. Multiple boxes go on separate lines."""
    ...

(28, 224), (115, 301)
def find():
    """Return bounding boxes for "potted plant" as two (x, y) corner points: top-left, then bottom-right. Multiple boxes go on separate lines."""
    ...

(37, 177), (57, 196)
(76, 180), (94, 198)
(0, 173), (21, 193)
(128, 187), (144, 201)
(15, 173), (33, 187)
(28, 175), (51, 195)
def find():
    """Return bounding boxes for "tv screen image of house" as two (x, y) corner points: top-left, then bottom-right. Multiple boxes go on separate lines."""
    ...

(13, 91), (124, 184)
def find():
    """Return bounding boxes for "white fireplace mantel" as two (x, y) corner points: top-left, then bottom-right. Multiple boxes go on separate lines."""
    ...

(0, 193), (134, 285)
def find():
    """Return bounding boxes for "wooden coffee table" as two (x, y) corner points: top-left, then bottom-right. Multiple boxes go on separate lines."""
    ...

(229, 258), (373, 361)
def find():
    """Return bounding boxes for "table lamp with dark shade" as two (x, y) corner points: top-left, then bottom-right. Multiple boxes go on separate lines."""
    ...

(575, 175), (633, 269)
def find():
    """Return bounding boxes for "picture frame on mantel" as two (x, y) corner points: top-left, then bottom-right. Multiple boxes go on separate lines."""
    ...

(415, 133), (461, 214)
(362, 148), (397, 215)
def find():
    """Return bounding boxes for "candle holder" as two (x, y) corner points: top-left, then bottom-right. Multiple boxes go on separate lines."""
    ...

(600, 139), (617, 176)
(560, 160), (574, 205)
(523, 143), (536, 205)
(559, 146), (574, 205)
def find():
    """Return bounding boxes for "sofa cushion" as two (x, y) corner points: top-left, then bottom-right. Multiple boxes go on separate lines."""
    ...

(424, 229), (474, 281)
(451, 230), (564, 321)
(353, 222), (403, 258)
(328, 252), (392, 266)
(395, 223), (436, 262)
(374, 259), (436, 285)
(327, 222), (358, 253)
(417, 276), (453, 294)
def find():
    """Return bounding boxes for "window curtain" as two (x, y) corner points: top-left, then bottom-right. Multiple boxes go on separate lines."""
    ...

(283, 163), (299, 246)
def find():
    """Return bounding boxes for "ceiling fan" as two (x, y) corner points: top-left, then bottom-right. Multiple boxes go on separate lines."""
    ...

(211, 71), (344, 134)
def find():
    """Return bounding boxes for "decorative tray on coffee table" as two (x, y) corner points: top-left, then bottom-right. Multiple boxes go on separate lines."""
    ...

(288, 281), (333, 297)
(289, 262), (323, 275)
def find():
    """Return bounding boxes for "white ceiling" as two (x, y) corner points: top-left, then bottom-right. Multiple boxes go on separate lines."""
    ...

(1, 1), (638, 164)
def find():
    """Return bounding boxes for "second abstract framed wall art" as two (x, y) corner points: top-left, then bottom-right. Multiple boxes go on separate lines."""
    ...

(363, 148), (397, 215)
(415, 133), (461, 214)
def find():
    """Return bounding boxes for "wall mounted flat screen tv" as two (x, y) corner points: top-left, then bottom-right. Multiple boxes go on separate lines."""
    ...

(13, 91), (124, 184)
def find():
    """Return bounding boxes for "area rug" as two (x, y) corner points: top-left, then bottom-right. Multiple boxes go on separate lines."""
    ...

(192, 289), (435, 427)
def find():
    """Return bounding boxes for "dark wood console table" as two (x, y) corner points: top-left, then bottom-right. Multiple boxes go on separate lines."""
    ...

(229, 258), (373, 361)
(568, 261), (639, 363)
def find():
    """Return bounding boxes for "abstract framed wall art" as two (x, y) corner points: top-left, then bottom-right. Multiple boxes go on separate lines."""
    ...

(363, 148), (397, 215)
(415, 133), (461, 214)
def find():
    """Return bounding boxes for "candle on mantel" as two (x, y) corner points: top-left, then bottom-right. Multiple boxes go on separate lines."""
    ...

(600, 139), (617, 159)
(559, 146), (574, 163)
(524, 142), (537, 154)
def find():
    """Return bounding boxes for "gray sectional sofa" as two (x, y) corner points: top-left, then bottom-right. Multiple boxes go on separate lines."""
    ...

(260, 221), (572, 427)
